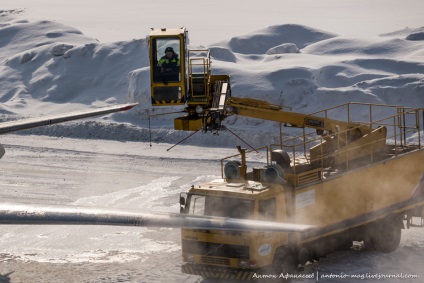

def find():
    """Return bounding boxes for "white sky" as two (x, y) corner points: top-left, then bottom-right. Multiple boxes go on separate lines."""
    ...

(3, 0), (424, 44)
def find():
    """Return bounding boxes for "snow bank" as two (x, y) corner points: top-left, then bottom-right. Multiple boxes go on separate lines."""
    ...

(225, 24), (337, 54)
(0, 10), (423, 147)
(0, 11), (148, 116)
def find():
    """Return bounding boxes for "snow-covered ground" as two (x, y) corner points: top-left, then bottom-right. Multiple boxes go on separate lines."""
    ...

(0, 135), (221, 283)
(0, 135), (423, 283)
(0, 1), (424, 282)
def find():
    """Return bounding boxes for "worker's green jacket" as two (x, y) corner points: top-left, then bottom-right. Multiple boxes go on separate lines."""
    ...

(158, 54), (180, 70)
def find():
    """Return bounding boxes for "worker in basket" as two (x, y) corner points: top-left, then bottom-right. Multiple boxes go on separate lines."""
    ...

(158, 46), (180, 83)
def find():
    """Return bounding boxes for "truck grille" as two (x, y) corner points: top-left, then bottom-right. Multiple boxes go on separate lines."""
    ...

(182, 240), (249, 259)
(201, 256), (230, 266)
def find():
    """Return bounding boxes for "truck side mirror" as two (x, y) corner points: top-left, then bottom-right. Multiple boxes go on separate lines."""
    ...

(179, 193), (187, 213)
(180, 196), (186, 206)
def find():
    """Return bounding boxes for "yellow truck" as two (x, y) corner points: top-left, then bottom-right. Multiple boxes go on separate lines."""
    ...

(147, 27), (424, 280)
(178, 102), (424, 280)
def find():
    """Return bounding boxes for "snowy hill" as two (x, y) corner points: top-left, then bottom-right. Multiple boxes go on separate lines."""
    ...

(223, 24), (338, 54)
(0, 9), (423, 147)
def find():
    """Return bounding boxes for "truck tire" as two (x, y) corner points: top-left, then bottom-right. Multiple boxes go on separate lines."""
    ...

(364, 216), (402, 253)
(272, 249), (296, 275)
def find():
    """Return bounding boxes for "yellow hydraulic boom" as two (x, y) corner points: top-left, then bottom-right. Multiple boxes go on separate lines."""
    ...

(224, 97), (387, 167)
(148, 28), (387, 167)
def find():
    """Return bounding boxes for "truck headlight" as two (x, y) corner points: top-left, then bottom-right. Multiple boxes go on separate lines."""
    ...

(184, 254), (194, 263)
(238, 259), (249, 268)
(225, 105), (234, 114)
(195, 105), (203, 114)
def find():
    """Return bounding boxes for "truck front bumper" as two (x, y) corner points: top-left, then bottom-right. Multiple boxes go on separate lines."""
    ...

(182, 263), (255, 280)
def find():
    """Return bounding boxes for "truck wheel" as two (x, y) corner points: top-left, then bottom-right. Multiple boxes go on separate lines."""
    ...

(272, 249), (296, 275)
(337, 238), (353, 250)
(364, 216), (402, 253)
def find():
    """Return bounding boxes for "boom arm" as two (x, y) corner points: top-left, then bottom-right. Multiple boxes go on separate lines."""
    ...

(227, 97), (370, 135)
(146, 27), (387, 164)
(223, 97), (387, 166)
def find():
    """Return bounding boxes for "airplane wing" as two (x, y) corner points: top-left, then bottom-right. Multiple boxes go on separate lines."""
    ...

(0, 203), (316, 233)
(0, 103), (138, 135)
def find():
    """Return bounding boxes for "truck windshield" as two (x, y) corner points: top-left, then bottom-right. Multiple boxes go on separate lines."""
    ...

(187, 194), (254, 219)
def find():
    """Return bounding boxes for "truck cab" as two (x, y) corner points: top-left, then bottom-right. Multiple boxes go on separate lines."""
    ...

(181, 180), (291, 279)
(180, 148), (295, 279)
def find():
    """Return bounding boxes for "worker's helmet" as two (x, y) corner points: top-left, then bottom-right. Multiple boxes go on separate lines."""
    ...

(165, 47), (174, 54)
